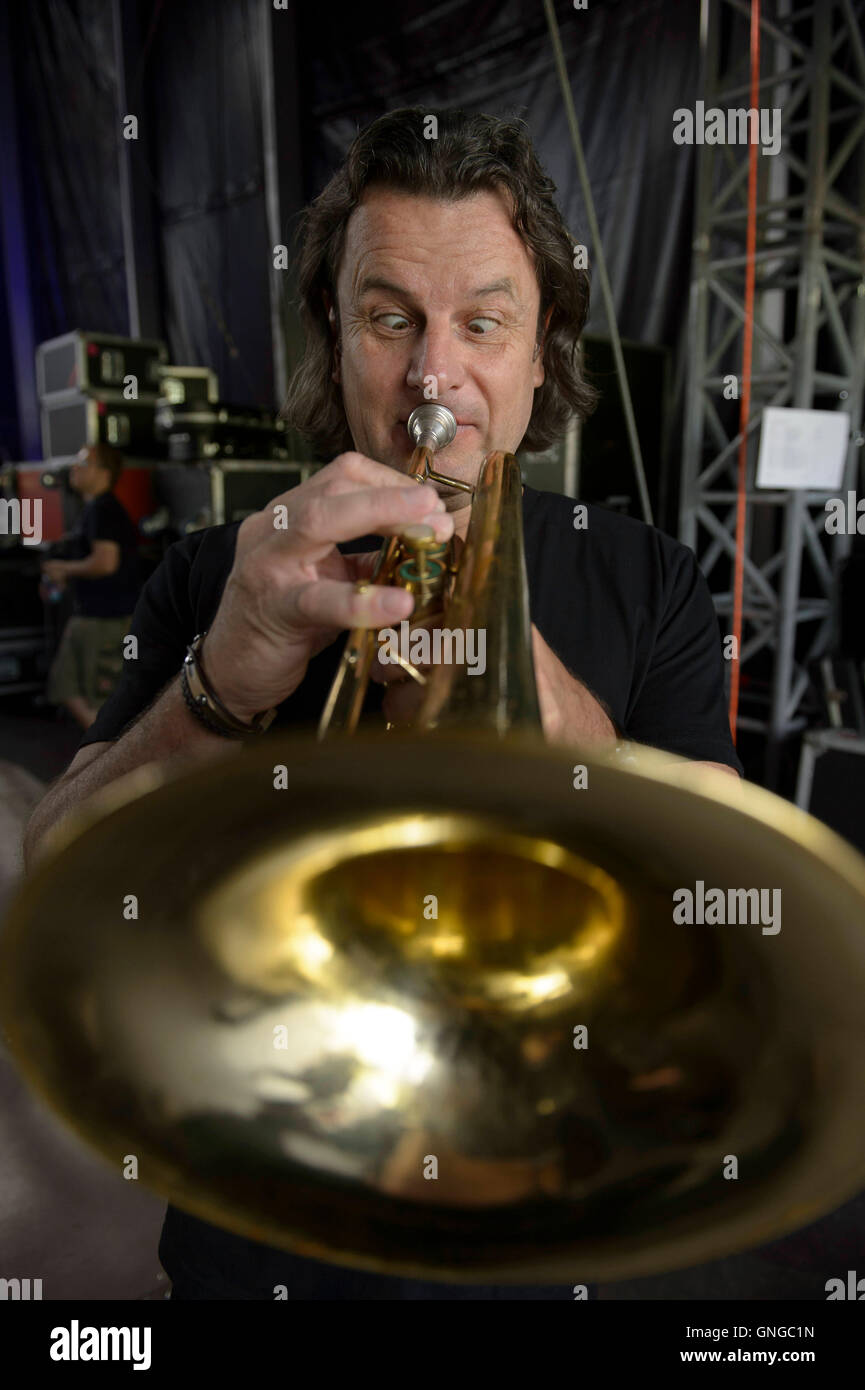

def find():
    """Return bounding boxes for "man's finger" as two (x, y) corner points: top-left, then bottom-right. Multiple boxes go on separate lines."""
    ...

(267, 452), (428, 511)
(369, 613), (440, 685)
(343, 550), (384, 582)
(382, 678), (428, 726)
(288, 576), (416, 632)
(289, 484), (452, 551)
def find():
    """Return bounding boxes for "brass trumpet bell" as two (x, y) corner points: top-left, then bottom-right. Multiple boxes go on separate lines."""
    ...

(4, 732), (865, 1283)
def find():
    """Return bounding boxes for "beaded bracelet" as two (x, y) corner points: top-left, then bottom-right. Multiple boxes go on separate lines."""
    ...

(181, 631), (276, 738)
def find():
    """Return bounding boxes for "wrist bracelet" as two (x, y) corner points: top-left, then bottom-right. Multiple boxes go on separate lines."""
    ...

(181, 631), (276, 738)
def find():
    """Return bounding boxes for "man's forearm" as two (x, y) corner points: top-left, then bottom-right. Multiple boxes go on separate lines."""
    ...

(23, 674), (239, 870)
(57, 556), (116, 578)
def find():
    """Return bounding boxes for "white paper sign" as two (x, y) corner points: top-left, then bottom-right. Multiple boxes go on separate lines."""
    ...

(756, 407), (850, 490)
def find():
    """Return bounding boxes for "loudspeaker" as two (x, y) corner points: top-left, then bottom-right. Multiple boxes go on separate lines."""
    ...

(40, 390), (162, 460)
(518, 335), (670, 527)
(36, 331), (167, 398)
(795, 729), (865, 855)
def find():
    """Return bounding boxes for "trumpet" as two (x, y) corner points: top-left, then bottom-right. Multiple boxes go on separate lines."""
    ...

(3, 408), (865, 1286)
(319, 403), (540, 738)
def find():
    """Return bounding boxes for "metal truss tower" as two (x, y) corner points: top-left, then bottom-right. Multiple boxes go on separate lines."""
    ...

(680, 0), (865, 784)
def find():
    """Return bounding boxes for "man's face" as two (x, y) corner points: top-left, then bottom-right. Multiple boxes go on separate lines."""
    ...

(332, 187), (545, 503)
(69, 449), (105, 496)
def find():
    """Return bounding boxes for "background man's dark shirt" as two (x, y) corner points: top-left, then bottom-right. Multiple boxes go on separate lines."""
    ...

(77, 483), (742, 1298)
(67, 491), (141, 618)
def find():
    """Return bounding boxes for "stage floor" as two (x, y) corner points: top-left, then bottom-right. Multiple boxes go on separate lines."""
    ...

(0, 705), (167, 1301)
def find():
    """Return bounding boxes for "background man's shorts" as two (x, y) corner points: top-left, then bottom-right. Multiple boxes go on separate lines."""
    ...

(46, 614), (132, 709)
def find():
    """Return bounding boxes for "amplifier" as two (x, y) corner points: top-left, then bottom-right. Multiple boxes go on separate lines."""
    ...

(40, 389), (163, 461)
(154, 401), (288, 462)
(795, 729), (865, 856)
(839, 543), (865, 660)
(155, 365), (219, 408)
(152, 461), (317, 533)
(517, 334), (670, 525)
(36, 331), (168, 399)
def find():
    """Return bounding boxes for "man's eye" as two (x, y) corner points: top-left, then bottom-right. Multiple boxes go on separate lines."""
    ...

(467, 317), (500, 335)
(375, 313), (411, 330)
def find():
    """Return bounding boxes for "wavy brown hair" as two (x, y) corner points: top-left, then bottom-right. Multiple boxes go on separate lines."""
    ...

(283, 107), (598, 458)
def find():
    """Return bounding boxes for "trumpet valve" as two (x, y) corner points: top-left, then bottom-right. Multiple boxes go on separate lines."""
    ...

(396, 523), (450, 617)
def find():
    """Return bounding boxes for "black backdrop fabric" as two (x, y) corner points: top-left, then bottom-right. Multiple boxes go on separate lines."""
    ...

(148, 0), (274, 405)
(4, 0), (698, 437)
(8, 0), (127, 348)
(297, 0), (699, 352)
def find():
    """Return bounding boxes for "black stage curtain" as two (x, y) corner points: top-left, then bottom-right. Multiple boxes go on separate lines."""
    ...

(6, 0), (697, 419)
(147, 0), (274, 404)
(9, 0), (127, 346)
(296, 0), (698, 353)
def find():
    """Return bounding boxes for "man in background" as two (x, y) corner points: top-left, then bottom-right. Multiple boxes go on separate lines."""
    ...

(42, 442), (141, 729)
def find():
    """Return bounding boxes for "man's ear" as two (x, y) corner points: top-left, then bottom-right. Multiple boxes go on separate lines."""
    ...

(533, 304), (554, 358)
(323, 290), (341, 332)
(322, 289), (341, 384)
(532, 304), (553, 384)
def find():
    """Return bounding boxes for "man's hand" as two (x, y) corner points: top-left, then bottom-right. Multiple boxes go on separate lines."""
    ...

(200, 453), (453, 722)
(370, 620), (620, 746)
(368, 611), (438, 726)
(531, 624), (618, 748)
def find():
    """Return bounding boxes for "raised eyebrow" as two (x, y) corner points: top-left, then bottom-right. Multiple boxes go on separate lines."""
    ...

(470, 278), (521, 305)
(354, 275), (522, 309)
(355, 276), (415, 302)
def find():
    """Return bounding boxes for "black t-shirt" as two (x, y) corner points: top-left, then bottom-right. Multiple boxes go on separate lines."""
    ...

(69, 491), (141, 618)
(77, 484), (742, 1299)
(81, 485), (742, 770)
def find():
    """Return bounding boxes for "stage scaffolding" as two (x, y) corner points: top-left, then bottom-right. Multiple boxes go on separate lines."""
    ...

(680, 0), (865, 784)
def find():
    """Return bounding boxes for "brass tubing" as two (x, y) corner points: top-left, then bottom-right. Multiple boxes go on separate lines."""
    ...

(319, 433), (450, 737)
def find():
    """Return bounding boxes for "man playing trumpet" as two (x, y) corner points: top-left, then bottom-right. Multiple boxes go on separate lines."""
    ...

(24, 108), (742, 1299)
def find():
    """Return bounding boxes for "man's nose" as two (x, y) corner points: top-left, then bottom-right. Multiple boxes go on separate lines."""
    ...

(405, 319), (464, 397)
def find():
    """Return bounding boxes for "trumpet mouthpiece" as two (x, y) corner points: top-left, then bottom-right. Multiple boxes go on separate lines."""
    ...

(407, 404), (458, 451)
